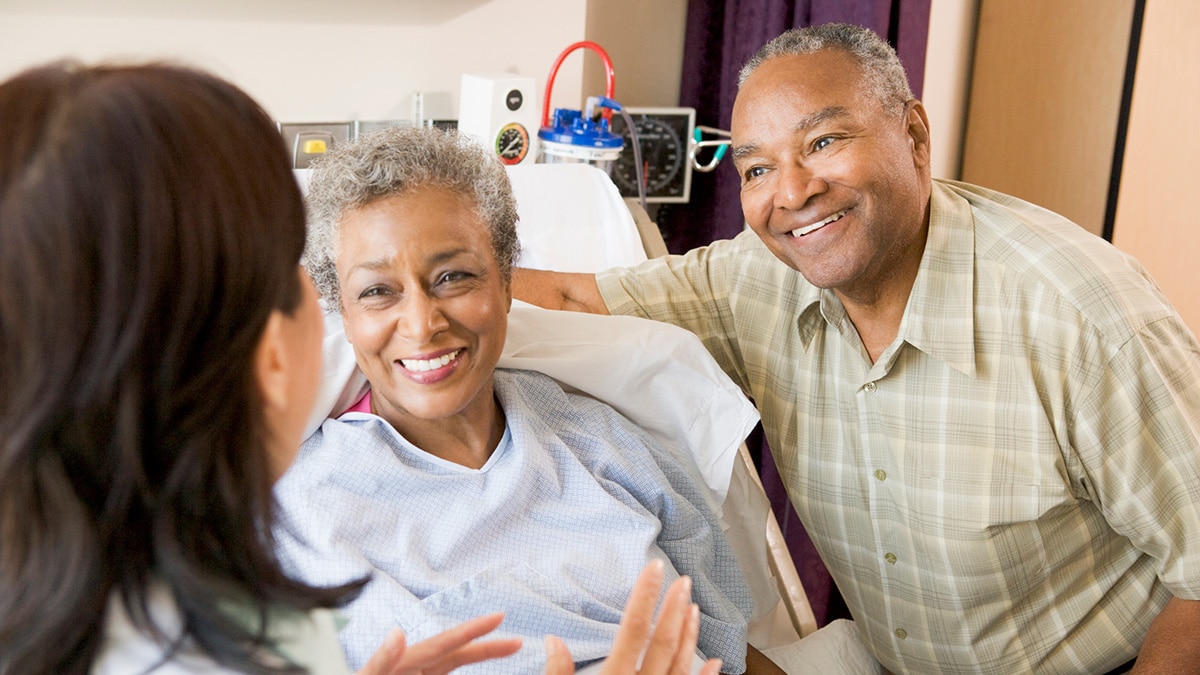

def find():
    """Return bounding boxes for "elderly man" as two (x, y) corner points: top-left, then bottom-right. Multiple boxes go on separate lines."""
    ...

(514, 22), (1200, 674)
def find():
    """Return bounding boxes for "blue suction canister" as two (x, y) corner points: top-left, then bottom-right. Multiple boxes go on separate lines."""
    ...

(536, 98), (624, 175)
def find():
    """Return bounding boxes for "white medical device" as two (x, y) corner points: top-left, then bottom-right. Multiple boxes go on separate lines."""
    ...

(458, 73), (540, 167)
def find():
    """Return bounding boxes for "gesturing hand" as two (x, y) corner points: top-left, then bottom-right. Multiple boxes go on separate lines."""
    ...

(357, 612), (523, 675)
(544, 560), (722, 675)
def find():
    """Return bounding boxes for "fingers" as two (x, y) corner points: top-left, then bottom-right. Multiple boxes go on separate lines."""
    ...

(603, 559), (666, 671)
(544, 635), (576, 675)
(360, 613), (522, 675)
(357, 628), (407, 675)
(668, 604), (701, 675)
(424, 636), (523, 674)
(602, 561), (708, 675)
(667, 604), (720, 675)
(635, 575), (692, 674)
(396, 612), (507, 669)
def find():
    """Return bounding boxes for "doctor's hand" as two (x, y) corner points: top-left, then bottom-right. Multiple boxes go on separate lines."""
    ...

(544, 560), (722, 675)
(357, 612), (523, 675)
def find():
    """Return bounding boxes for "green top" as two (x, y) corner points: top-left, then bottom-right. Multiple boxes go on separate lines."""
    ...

(92, 581), (351, 674)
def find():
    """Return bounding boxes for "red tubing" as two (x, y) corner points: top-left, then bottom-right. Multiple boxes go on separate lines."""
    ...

(541, 41), (616, 128)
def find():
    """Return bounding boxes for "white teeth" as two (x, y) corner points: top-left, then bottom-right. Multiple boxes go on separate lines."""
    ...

(791, 210), (846, 237)
(400, 350), (461, 372)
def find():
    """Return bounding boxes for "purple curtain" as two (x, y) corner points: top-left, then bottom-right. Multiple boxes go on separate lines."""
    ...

(665, 0), (932, 627)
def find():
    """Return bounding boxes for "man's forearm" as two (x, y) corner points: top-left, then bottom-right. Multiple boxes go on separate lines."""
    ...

(512, 267), (609, 314)
(1132, 596), (1200, 673)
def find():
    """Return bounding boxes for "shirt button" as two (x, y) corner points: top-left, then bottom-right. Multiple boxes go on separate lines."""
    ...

(885, 552), (897, 565)
(864, 381), (877, 393)
(895, 628), (908, 640)
(874, 469), (887, 481)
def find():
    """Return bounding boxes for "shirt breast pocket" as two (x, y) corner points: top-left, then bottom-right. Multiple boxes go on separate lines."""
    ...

(906, 477), (1064, 593)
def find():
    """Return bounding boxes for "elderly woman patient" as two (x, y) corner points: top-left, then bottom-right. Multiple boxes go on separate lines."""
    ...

(272, 127), (753, 673)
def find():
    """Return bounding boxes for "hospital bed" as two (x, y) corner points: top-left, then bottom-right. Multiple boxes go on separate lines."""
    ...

(300, 162), (880, 673)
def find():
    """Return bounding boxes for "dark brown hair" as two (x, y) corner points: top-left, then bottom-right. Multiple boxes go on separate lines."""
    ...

(0, 62), (360, 674)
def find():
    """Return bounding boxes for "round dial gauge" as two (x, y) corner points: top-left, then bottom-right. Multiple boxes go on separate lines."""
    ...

(495, 122), (529, 165)
(613, 117), (684, 196)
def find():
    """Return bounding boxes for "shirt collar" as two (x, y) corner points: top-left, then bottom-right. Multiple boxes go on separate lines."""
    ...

(796, 287), (826, 347)
(895, 180), (977, 377)
(795, 181), (977, 377)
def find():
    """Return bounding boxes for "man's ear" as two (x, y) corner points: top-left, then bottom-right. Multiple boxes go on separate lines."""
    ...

(905, 99), (932, 169)
(255, 310), (290, 415)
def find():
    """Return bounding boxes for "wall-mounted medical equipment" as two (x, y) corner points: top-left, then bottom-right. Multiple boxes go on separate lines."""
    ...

(609, 107), (695, 203)
(280, 40), (728, 204)
(458, 73), (540, 166)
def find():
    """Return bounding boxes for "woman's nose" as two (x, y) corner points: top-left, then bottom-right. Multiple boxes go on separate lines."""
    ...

(398, 292), (449, 344)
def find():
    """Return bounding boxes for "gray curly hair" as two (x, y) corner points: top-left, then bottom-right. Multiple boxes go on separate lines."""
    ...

(302, 126), (520, 310)
(738, 23), (913, 115)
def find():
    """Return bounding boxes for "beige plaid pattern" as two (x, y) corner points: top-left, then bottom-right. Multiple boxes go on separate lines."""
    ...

(598, 180), (1200, 673)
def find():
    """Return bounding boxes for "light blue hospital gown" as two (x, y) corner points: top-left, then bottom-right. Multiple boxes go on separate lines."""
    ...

(273, 368), (752, 674)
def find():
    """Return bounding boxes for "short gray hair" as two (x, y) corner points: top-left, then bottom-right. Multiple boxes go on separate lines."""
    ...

(303, 126), (520, 310)
(738, 23), (913, 114)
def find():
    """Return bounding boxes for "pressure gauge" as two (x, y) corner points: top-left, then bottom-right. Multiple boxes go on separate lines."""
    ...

(610, 107), (695, 203)
(495, 122), (530, 165)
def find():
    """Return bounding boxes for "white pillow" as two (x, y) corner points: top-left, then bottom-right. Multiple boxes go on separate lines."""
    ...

(499, 301), (758, 501)
(507, 163), (647, 273)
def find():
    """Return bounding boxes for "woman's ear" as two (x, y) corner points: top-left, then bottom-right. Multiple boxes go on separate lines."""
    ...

(254, 310), (300, 482)
(255, 310), (290, 416)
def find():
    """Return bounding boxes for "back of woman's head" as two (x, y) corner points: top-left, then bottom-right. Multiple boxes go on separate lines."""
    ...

(0, 62), (349, 674)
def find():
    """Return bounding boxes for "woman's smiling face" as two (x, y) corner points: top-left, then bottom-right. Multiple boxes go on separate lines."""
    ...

(335, 186), (511, 433)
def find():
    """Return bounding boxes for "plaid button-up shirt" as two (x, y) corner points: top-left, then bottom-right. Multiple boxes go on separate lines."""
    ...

(598, 179), (1200, 673)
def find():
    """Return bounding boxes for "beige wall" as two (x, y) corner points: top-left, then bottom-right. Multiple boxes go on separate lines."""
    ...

(1111, 0), (1200, 333)
(960, 0), (1134, 237)
(0, 0), (589, 122)
(583, 0), (688, 108)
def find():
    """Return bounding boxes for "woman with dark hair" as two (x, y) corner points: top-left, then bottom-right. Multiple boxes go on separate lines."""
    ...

(0, 61), (710, 675)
